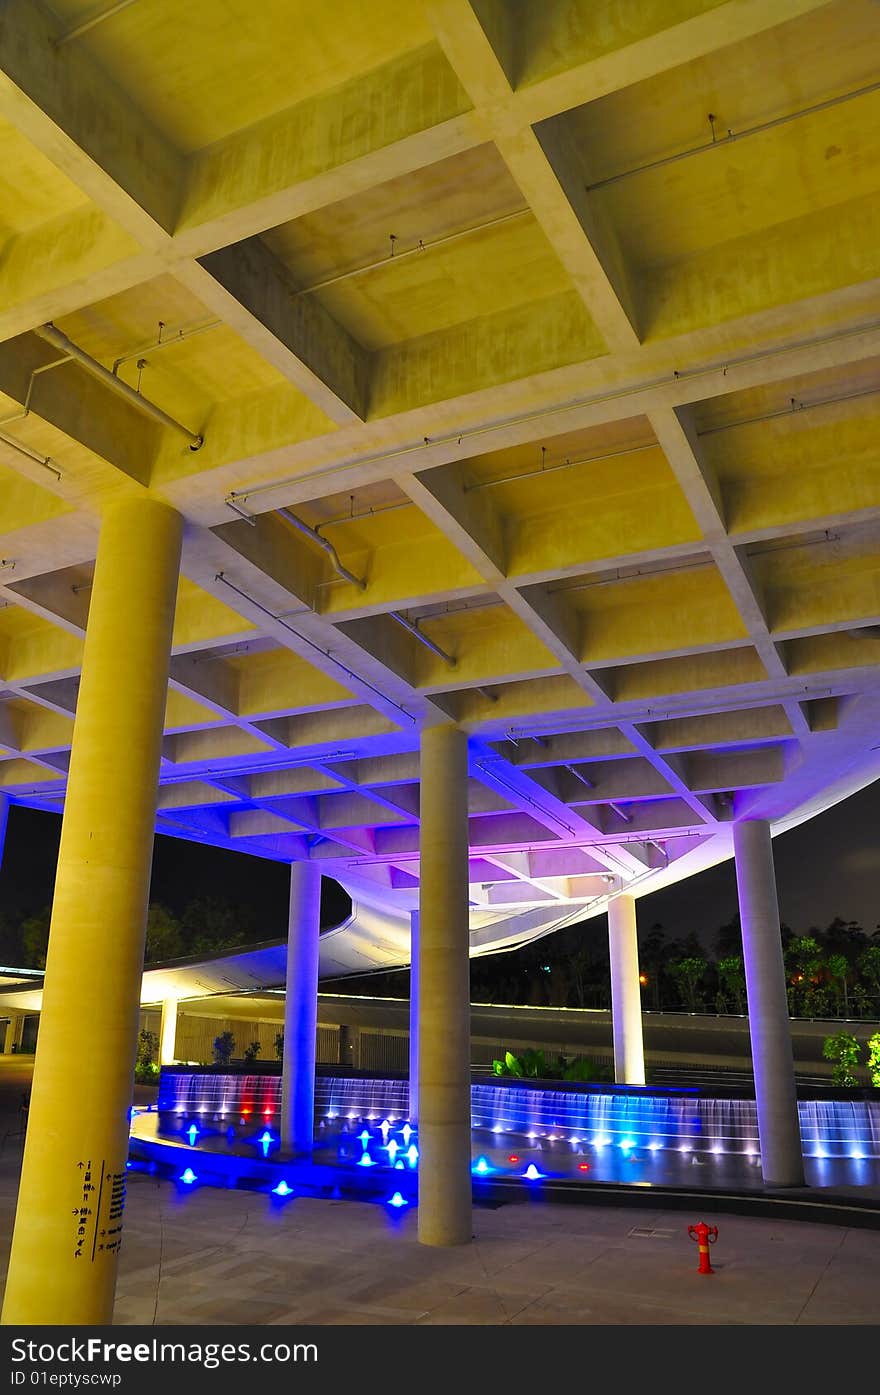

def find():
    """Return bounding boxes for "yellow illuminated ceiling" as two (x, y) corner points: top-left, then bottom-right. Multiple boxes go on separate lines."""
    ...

(0, 0), (878, 921)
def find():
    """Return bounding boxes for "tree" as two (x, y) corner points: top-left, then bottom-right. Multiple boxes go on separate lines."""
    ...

(785, 935), (823, 1014)
(274, 1031), (284, 1061)
(858, 945), (880, 1004)
(212, 1030), (235, 1067)
(822, 1031), (861, 1087)
(144, 904), (183, 962)
(670, 957), (706, 1012)
(21, 908), (51, 969)
(639, 923), (669, 1009)
(825, 952), (850, 1017)
(866, 1032), (880, 1089)
(716, 955), (746, 1014)
(243, 1039), (262, 1066)
(714, 914), (742, 959)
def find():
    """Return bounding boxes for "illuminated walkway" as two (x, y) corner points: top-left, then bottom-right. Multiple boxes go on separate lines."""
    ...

(2, 1157), (878, 1326)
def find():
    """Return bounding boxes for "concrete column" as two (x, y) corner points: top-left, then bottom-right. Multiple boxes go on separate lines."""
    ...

(280, 861), (322, 1155)
(418, 724), (471, 1247)
(734, 819), (804, 1187)
(3, 1016), (17, 1055)
(608, 895), (646, 1086)
(409, 909), (419, 1124)
(2, 497), (182, 1326)
(159, 999), (178, 1066)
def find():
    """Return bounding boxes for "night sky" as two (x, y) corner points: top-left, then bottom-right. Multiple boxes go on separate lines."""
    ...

(1, 777), (878, 951)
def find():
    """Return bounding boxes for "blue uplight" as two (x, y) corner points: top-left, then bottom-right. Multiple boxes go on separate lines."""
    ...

(259, 1129), (273, 1143)
(401, 1124), (413, 1145)
(394, 1159), (405, 1170)
(473, 1155), (493, 1175)
(272, 1180), (293, 1197)
(186, 1124), (198, 1145)
(179, 1168), (197, 1185)
(359, 1129), (371, 1144)
(406, 1145), (419, 1167)
(358, 1153), (376, 1167)
(387, 1191), (408, 1208)
(522, 1163), (544, 1181)
(386, 1139), (400, 1160)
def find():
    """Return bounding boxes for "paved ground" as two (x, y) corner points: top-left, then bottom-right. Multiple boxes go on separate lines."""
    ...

(1, 1059), (878, 1325)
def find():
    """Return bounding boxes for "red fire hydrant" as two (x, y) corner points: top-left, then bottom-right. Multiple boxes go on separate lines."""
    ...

(687, 1221), (718, 1274)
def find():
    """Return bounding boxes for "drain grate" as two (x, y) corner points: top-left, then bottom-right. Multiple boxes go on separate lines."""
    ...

(628, 1225), (676, 1239)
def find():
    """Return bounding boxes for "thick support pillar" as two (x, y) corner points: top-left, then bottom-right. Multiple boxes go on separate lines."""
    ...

(607, 895), (646, 1086)
(409, 909), (419, 1124)
(734, 820), (804, 1187)
(3, 1016), (18, 1055)
(418, 724), (471, 1247)
(2, 497), (182, 1326)
(280, 861), (322, 1155)
(159, 999), (178, 1066)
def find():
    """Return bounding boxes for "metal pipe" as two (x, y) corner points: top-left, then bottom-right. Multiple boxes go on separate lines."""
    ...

(225, 314), (880, 508)
(609, 802), (632, 824)
(548, 556), (713, 596)
(475, 686), (498, 703)
(112, 319), (221, 376)
(35, 324), (204, 450)
(53, 0), (139, 46)
(585, 79), (880, 193)
(464, 441), (655, 492)
(277, 506), (366, 590)
(298, 208), (530, 296)
(565, 764), (594, 790)
(0, 429), (62, 481)
(388, 611), (456, 667)
(697, 383), (880, 437)
(213, 572), (414, 724)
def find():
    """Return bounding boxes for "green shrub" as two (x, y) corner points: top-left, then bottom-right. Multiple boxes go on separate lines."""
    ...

(866, 1032), (880, 1089)
(242, 1039), (262, 1066)
(134, 1030), (160, 1084)
(212, 1030), (235, 1067)
(822, 1030), (861, 1086)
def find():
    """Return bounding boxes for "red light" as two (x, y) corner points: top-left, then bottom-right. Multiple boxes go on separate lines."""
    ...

(507, 1154), (520, 1164)
(578, 1162), (591, 1172)
(242, 1108), (251, 1115)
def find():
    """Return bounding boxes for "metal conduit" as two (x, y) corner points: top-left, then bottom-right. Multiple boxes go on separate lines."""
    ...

(389, 611), (456, 666)
(277, 507), (366, 590)
(585, 79), (880, 193)
(277, 508), (458, 667)
(36, 324), (204, 450)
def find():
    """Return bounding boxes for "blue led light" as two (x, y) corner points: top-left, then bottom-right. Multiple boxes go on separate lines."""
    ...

(179, 1168), (197, 1185)
(186, 1124), (198, 1145)
(394, 1159), (405, 1170)
(358, 1153), (376, 1167)
(406, 1145), (419, 1167)
(359, 1130), (371, 1144)
(401, 1124), (413, 1145)
(272, 1180), (293, 1197)
(387, 1191), (408, 1208)
(473, 1155), (493, 1175)
(259, 1129), (273, 1144)
(522, 1163), (544, 1180)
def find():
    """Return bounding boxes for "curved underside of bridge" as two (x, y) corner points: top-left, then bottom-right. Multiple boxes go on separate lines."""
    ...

(0, 0), (878, 974)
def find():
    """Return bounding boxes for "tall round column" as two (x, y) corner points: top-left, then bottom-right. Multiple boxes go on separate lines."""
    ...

(280, 861), (322, 1155)
(734, 819), (804, 1187)
(159, 998), (178, 1065)
(608, 894), (646, 1085)
(418, 724), (471, 1247)
(2, 496), (182, 1325)
(409, 909), (419, 1124)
